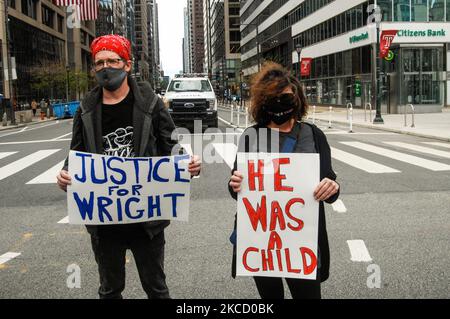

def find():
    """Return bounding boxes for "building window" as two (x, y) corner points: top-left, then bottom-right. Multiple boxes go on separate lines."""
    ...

(429, 0), (445, 21)
(411, 0), (428, 21)
(378, 0), (393, 22)
(42, 6), (55, 29)
(9, 0), (15, 9)
(394, 0), (411, 21)
(21, 0), (38, 19)
(57, 15), (64, 33)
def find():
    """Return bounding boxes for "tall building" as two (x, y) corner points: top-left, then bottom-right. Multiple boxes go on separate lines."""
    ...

(1, 0), (95, 103)
(134, 0), (150, 81)
(207, 0), (240, 98)
(240, 0), (450, 113)
(190, 0), (205, 73)
(147, 0), (161, 88)
(183, 5), (191, 73)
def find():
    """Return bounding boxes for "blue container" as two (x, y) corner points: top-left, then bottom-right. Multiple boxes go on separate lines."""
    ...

(53, 101), (80, 119)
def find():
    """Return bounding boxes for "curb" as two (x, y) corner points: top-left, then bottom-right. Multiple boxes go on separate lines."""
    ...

(0, 118), (58, 133)
(314, 117), (450, 142)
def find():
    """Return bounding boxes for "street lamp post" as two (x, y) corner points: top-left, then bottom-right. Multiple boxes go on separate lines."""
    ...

(295, 43), (302, 78)
(66, 65), (70, 102)
(373, 16), (384, 124)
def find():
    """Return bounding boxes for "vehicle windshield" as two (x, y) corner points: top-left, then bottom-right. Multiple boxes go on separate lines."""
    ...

(167, 79), (212, 92)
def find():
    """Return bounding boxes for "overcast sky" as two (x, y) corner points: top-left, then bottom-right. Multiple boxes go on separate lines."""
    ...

(158, 0), (186, 79)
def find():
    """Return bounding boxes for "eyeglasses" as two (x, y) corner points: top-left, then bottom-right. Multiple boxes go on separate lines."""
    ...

(93, 58), (125, 71)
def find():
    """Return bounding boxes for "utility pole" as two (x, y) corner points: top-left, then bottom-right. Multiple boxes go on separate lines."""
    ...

(3, 0), (15, 125)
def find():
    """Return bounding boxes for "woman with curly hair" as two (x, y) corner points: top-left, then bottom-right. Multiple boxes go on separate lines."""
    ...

(228, 62), (340, 299)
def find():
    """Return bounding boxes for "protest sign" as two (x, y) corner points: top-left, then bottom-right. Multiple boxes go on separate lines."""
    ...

(236, 152), (320, 280)
(67, 151), (191, 225)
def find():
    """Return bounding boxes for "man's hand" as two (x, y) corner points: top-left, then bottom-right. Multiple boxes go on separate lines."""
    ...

(229, 170), (244, 193)
(314, 178), (339, 201)
(57, 170), (72, 192)
(188, 155), (201, 177)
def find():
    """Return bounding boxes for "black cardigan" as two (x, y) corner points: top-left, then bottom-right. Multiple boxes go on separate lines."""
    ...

(228, 122), (340, 282)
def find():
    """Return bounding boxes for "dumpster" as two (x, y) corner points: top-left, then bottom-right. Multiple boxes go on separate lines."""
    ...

(53, 101), (81, 119)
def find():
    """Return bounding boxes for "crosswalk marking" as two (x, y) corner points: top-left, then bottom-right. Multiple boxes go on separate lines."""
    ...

(0, 152), (17, 160)
(26, 160), (65, 184)
(384, 142), (450, 159)
(0, 149), (61, 181)
(331, 147), (400, 173)
(57, 216), (69, 224)
(341, 142), (450, 171)
(212, 143), (237, 168)
(0, 252), (21, 265)
(331, 199), (348, 213)
(347, 240), (372, 262)
(422, 142), (450, 149)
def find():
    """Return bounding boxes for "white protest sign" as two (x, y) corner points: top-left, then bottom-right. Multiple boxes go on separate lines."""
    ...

(67, 151), (191, 225)
(236, 152), (320, 280)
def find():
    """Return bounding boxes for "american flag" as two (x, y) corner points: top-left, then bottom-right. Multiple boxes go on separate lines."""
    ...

(75, 0), (99, 21)
(53, 0), (81, 5)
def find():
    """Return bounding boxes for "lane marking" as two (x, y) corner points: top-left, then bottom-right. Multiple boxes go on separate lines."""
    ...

(347, 240), (372, 262)
(19, 126), (28, 132)
(57, 216), (69, 224)
(26, 160), (65, 184)
(331, 147), (400, 173)
(0, 252), (21, 265)
(0, 138), (71, 145)
(0, 152), (17, 160)
(51, 132), (72, 140)
(331, 199), (347, 213)
(341, 141), (450, 171)
(212, 143), (238, 168)
(0, 122), (59, 138)
(0, 149), (61, 181)
(422, 142), (450, 149)
(384, 142), (450, 159)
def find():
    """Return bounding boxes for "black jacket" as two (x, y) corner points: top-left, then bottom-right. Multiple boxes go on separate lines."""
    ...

(228, 122), (340, 282)
(63, 76), (178, 238)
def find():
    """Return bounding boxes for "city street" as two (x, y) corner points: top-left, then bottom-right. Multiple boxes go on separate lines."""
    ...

(0, 114), (449, 299)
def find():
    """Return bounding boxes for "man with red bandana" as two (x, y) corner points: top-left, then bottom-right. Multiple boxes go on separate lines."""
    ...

(57, 35), (201, 299)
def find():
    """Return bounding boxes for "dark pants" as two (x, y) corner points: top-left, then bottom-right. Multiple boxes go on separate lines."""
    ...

(254, 275), (321, 299)
(90, 230), (170, 299)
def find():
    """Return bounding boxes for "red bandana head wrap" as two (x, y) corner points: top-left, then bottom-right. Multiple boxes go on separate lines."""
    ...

(90, 35), (131, 61)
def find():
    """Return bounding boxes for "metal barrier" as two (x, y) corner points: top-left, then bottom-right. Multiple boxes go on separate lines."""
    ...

(230, 103), (234, 124)
(328, 106), (333, 128)
(312, 105), (316, 124)
(245, 107), (249, 128)
(346, 103), (353, 120)
(364, 102), (373, 122)
(404, 104), (415, 128)
(348, 105), (354, 133)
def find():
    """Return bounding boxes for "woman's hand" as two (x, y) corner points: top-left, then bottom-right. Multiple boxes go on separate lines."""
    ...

(229, 170), (244, 193)
(314, 178), (339, 201)
(57, 170), (72, 192)
(188, 155), (201, 177)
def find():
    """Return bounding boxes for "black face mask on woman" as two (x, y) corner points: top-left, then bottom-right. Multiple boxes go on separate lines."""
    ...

(95, 67), (128, 92)
(263, 93), (297, 125)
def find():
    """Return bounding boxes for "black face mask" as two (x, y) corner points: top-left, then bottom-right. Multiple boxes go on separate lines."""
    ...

(95, 67), (128, 91)
(264, 93), (297, 125)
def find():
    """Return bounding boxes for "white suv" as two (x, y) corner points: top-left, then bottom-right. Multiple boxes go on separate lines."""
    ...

(163, 74), (218, 129)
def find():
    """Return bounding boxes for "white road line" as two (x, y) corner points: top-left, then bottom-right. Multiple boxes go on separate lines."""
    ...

(384, 142), (450, 159)
(331, 199), (347, 213)
(0, 152), (17, 160)
(0, 149), (61, 181)
(422, 142), (450, 150)
(330, 147), (400, 173)
(0, 122), (58, 138)
(0, 138), (71, 145)
(26, 160), (65, 184)
(0, 252), (21, 265)
(57, 216), (69, 224)
(51, 132), (72, 140)
(347, 240), (372, 262)
(19, 126), (28, 132)
(341, 142), (450, 171)
(212, 143), (238, 168)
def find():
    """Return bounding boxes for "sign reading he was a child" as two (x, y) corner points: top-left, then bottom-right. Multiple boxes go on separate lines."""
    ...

(67, 151), (191, 225)
(236, 153), (320, 280)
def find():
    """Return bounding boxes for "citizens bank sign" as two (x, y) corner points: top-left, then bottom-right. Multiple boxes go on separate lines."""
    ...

(397, 29), (446, 37)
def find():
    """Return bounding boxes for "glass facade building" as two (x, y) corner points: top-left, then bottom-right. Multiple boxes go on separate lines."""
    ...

(240, 0), (450, 113)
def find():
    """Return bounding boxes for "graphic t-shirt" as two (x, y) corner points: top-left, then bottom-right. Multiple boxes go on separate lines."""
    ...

(100, 90), (146, 238)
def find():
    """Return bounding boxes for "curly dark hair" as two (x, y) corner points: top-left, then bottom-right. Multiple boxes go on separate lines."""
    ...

(249, 61), (308, 125)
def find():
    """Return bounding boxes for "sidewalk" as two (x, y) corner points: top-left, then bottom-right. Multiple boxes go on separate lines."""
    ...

(0, 116), (57, 132)
(311, 106), (450, 142)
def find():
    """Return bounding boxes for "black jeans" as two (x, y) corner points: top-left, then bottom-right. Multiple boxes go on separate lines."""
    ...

(90, 230), (170, 299)
(254, 275), (321, 299)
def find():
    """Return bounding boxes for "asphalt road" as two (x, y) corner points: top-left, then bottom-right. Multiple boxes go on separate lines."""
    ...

(0, 113), (449, 299)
